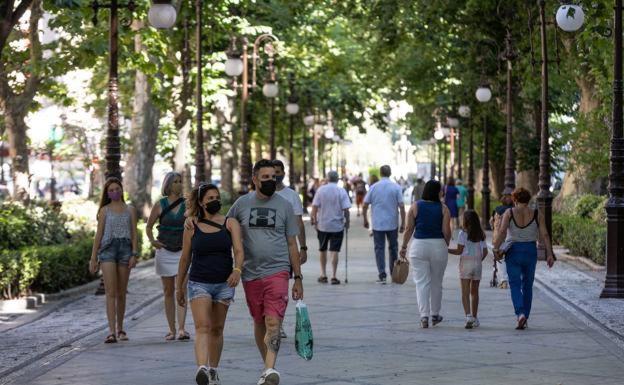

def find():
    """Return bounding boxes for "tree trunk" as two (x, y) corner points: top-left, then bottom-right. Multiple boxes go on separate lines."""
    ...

(173, 122), (192, 194)
(490, 159), (505, 200)
(0, 0), (42, 201)
(5, 109), (30, 199)
(125, 24), (161, 218)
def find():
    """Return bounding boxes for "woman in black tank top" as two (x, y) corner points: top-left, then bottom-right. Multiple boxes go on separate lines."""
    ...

(176, 184), (244, 385)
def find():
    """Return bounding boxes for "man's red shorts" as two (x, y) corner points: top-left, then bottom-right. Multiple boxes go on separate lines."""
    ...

(243, 271), (289, 324)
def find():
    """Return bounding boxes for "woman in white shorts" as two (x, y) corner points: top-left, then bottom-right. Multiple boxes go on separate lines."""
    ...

(146, 172), (189, 340)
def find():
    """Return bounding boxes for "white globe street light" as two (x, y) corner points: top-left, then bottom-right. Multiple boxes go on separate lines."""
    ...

(324, 129), (335, 139)
(303, 114), (315, 126)
(224, 55), (244, 77)
(286, 102), (300, 115)
(263, 81), (279, 98)
(476, 86), (492, 103)
(447, 117), (459, 128)
(556, 4), (585, 32)
(458, 105), (471, 118)
(434, 128), (445, 141)
(148, 1), (177, 29)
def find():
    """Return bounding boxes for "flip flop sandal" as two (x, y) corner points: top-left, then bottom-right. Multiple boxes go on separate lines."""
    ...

(105, 334), (117, 344)
(165, 332), (176, 341)
(177, 331), (190, 340)
(317, 276), (328, 283)
(330, 278), (341, 285)
(117, 330), (129, 341)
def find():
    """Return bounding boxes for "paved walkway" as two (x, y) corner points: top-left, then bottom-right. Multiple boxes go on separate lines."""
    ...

(2, 209), (624, 384)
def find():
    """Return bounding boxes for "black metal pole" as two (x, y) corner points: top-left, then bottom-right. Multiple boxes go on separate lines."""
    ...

(482, 114), (491, 230)
(601, 0), (624, 298)
(443, 140), (448, 183)
(238, 38), (251, 196)
(468, 116), (475, 210)
(270, 98), (276, 159)
(503, 28), (516, 195)
(438, 141), (442, 181)
(105, 0), (121, 181)
(537, 0), (553, 258)
(302, 123), (308, 212)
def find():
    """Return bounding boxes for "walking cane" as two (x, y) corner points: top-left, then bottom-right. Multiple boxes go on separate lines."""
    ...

(344, 227), (349, 284)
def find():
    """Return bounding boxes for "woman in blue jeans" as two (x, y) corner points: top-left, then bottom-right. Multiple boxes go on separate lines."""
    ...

(492, 187), (555, 330)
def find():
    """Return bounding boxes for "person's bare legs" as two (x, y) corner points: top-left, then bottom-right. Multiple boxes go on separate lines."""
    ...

(254, 321), (268, 361)
(208, 302), (230, 367)
(177, 275), (188, 336)
(263, 316), (281, 369)
(100, 262), (118, 335)
(319, 251), (328, 278)
(116, 264), (130, 333)
(190, 298), (211, 366)
(161, 277), (176, 335)
(330, 251), (339, 279)
(460, 279), (471, 316)
(470, 280), (481, 318)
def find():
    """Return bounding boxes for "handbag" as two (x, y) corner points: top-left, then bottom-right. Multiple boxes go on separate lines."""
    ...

(295, 300), (313, 361)
(391, 259), (410, 284)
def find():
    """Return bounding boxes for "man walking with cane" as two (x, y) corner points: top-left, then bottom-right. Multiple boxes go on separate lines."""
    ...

(311, 171), (351, 285)
(363, 165), (406, 284)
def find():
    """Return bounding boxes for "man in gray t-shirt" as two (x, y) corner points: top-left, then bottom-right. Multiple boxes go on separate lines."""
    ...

(227, 159), (303, 385)
(228, 188), (299, 281)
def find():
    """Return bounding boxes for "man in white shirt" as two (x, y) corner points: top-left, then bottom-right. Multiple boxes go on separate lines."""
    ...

(311, 171), (351, 285)
(273, 160), (308, 265)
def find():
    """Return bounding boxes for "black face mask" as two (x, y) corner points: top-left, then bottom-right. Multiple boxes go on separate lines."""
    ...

(259, 180), (277, 197)
(204, 200), (221, 215)
(275, 175), (285, 184)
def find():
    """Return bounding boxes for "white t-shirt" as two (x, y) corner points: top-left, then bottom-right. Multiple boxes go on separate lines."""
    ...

(457, 230), (487, 258)
(277, 186), (304, 216)
(312, 182), (352, 233)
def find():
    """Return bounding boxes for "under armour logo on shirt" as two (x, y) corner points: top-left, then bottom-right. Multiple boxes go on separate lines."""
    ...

(249, 208), (277, 228)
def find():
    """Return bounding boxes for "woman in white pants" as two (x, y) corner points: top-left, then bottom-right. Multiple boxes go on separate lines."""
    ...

(400, 180), (451, 328)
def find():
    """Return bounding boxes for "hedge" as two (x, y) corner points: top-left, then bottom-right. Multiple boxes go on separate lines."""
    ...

(552, 214), (606, 266)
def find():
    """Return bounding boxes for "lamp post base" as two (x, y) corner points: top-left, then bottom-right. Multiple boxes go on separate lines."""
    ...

(601, 201), (624, 298)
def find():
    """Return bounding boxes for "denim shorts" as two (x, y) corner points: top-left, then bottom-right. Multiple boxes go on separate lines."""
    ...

(188, 280), (235, 305)
(98, 238), (132, 265)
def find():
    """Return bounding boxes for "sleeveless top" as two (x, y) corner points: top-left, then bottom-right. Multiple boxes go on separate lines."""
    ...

(413, 200), (444, 239)
(100, 206), (131, 250)
(156, 197), (186, 252)
(506, 209), (539, 243)
(189, 219), (233, 284)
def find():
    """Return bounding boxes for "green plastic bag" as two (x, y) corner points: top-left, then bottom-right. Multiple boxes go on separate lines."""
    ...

(295, 300), (313, 360)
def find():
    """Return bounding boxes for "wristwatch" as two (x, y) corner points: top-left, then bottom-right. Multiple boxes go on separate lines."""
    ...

(293, 274), (303, 281)
(300, 246), (308, 251)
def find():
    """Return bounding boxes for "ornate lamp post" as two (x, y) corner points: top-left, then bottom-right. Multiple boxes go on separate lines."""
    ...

(285, 74), (300, 186)
(225, 34), (279, 195)
(476, 84), (492, 230)
(557, 2), (624, 297)
(89, 0), (176, 181)
(502, 26), (518, 195)
(459, 105), (474, 209)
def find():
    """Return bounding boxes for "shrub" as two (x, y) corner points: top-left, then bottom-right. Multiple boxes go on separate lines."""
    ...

(0, 201), (70, 250)
(553, 214), (606, 265)
(30, 238), (95, 293)
(573, 194), (606, 218)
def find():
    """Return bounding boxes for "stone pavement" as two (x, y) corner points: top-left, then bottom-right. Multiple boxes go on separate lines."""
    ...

(2, 209), (624, 385)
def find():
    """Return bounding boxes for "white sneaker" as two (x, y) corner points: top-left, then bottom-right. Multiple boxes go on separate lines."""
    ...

(195, 366), (209, 385)
(257, 368), (280, 385)
(473, 317), (480, 328)
(209, 368), (221, 385)
(465, 315), (475, 329)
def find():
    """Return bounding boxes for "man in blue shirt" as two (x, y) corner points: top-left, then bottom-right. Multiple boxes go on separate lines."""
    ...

(362, 165), (406, 284)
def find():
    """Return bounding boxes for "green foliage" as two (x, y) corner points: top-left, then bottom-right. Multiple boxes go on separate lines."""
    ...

(0, 201), (69, 250)
(552, 214), (606, 266)
(0, 237), (95, 297)
(30, 238), (95, 293)
(573, 194), (606, 219)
